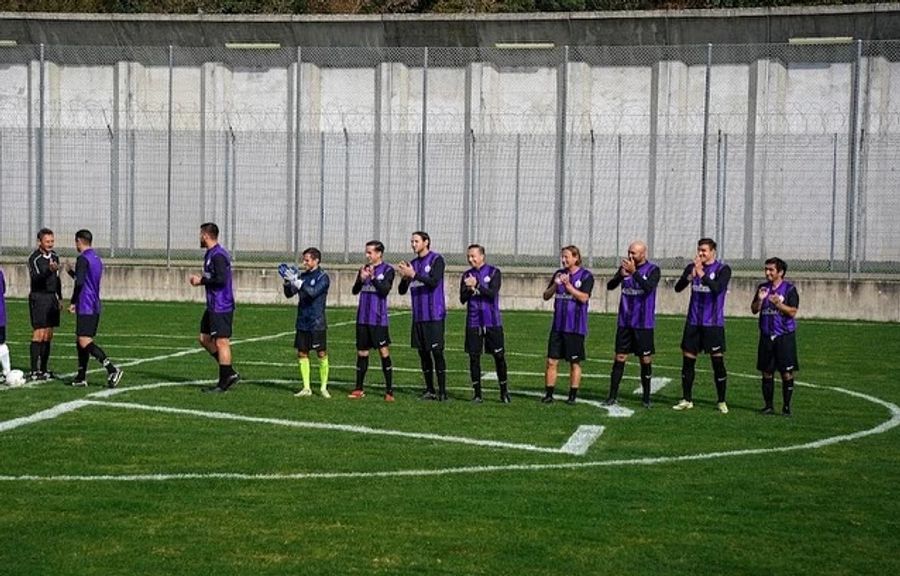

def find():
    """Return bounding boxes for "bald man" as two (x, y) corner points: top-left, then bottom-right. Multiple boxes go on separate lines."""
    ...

(603, 241), (660, 408)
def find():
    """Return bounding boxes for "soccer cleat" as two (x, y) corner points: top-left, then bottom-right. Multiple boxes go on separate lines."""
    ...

(107, 367), (124, 389)
(782, 405), (793, 417)
(348, 389), (366, 399)
(672, 399), (694, 411)
(70, 379), (88, 388)
(759, 406), (775, 415)
(222, 372), (240, 390)
(601, 398), (619, 407)
(28, 371), (42, 382)
(716, 402), (729, 414)
(540, 395), (554, 404)
(202, 386), (227, 394)
(384, 392), (395, 403)
(40, 371), (57, 381)
(565, 398), (577, 406)
(437, 392), (449, 402)
(500, 393), (511, 404)
(294, 388), (313, 397)
(320, 388), (331, 399)
(420, 390), (437, 401)
(642, 400), (652, 409)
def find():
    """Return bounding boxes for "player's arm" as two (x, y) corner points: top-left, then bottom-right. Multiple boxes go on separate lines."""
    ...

(606, 274), (623, 290)
(775, 286), (799, 318)
(542, 274), (558, 301)
(459, 274), (471, 304)
(201, 254), (229, 288)
(700, 264), (731, 294)
(300, 272), (330, 299)
(565, 273), (593, 304)
(750, 283), (765, 315)
(69, 256), (88, 307)
(673, 264), (693, 292)
(479, 268), (501, 299)
(371, 267), (394, 298)
(413, 256), (444, 288)
(351, 271), (364, 295)
(631, 266), (660, 292)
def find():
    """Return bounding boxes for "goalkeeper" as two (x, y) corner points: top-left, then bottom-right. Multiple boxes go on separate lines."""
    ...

(280, 248), (331, 398)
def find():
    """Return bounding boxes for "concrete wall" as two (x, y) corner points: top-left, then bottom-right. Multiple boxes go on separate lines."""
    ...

(1, 263), (897, 322)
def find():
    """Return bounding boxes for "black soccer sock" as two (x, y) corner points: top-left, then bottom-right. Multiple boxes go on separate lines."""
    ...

(76, 344), (89, 380)
(468, 354), (482, 388)
(544, 385), (555, 398)
(493, 352), (508, 385)
(85, 342), (109, 366)
(433, 350), (447, 396)
(355, 355), (369, 390)
(381, 355), (393, 393)
(782, 377), (794, 410)
(762, 376), (775, 408)
(567, 387), (579, 402)
(418, 349), (435, 392)
(30, 341), (41, 373)
(217, 364), (236, 388)
(40, 341), (51, 373)
(640, 362), (653, 403)
(609, 360), (625, 401)
(681, 356), (697, 401)
(711, 355), (728, 403)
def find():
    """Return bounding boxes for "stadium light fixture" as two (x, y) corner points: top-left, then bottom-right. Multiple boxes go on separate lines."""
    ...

(494, 42), (556, 50)
(0, 40), (17, 47)
(225, 42), (282, 50)
(788, 37), (854, 45)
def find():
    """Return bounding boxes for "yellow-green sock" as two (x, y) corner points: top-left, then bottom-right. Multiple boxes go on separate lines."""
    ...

(299, 357), (311, 390)
(319, 356), (329, 390)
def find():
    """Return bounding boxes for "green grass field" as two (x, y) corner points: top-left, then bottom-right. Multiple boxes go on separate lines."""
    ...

(0, 299), (898, 575)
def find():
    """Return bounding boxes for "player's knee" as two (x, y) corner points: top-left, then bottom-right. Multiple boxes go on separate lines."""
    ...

(614, 353), (628, 363)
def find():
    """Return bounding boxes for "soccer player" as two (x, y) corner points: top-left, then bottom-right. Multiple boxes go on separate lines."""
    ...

(66, 229), (123, 388)
(603, 240), (659, 408)
(282, 247), (331, 399)
(27, 228), (61, 381)
(459, 244), (510, 404)
(189, 222), (240, 394)
(751, 257), (800, 416)
(397, 231), (447, 401)
(673, 237), (732, 413)
(542, 245), (594, 405)
(350, 240), (395, 401)
(0, 266), (10, 383)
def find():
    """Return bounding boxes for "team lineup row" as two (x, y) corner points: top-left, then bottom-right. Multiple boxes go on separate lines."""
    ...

(0, 224), (800, 415)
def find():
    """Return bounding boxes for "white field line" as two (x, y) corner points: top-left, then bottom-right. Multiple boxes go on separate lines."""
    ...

(0, 400), (91, 432)
(633, 377), (672, 396)
(0, 381), (897, 482)
(560, 426), (605, 456)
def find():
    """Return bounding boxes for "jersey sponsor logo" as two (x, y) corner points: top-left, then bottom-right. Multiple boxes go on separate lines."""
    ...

(692, 284), (712, 293)
(424, 265), (431, 273)
(709, 272), (716, 280)
(376, 273), (384, 280)
(575, 280), (582, 288)
(622, 288), (645, 296)
(484, 275), (491, 283)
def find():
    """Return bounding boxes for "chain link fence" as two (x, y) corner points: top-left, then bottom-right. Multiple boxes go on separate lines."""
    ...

(0, 42), (898, 274)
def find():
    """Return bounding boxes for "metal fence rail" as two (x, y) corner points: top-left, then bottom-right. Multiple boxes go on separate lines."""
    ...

(0, 42), (898, 274)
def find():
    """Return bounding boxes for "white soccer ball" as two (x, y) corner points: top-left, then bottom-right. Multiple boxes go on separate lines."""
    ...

(5, 369), (26, 387)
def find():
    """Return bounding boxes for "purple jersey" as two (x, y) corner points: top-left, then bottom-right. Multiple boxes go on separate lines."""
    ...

(355, 262), (394, 327)
(460, 264), (503, 329)
(615, 261), (659, 329)
(551, 267), (594, 335)
(407, 251), (446, 323)
(0, 268), (6, 327)
(757, 280), (798, 337)
(680, 260), (730, 327)
(203, 244), (235, 313)
(74, 248), (103, 315)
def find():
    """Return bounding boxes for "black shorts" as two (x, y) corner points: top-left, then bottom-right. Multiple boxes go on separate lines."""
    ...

(615, 327), (655, 357)
(295, 330), (327, 353)
(200, 310), (233, 339)
(411, 320), (445, 351)
(76, 314), (100, 338)
(547, 331), (586, 363)
(681, 324), (726, 355)
(0, 325), (5, 344)
(357, 324), (391, 351)
(757, 332), (799, 374)
(29, 294), (60, 329)
(465, 326), (506, 356)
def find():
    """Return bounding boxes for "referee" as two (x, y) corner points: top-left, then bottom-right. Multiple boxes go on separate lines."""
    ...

(27, 228), (61, 381)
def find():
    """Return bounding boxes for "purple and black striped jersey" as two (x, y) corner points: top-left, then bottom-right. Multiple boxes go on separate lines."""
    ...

(353, 262), (394, 327)
(203, 244), (235, 313)
(0, 268), (6, 327)
(608, 261), (659, 329)
(756, 280), (798, 337)
(676, 260), (731, 327)
(550, 267), (594, 336)
(71, 248), (103, 315)
(459, 264), (502, 329)
(401, 251), (446, 323)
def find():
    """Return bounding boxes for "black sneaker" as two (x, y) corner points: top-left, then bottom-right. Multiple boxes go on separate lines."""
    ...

(642, 400), (652, 409)
(71, 379), (88, 388)
(759, 406), (775, 415)
(420, 390), (437, 401)
(42, 371), (57, 381)
(540, 395), (554, 404)
(471, 395), (483, 404)
(437, 392), (449, 402)
(107, 367), (124, 389)
(782, 406), (792, 417)
(202, 386), (227, 394)
(601, 398), (618, 407)
(222, 372), (240, 390)
(500, 393), (511, 404)
(28, 371), (42, 382)
(565, 398), (577, 406)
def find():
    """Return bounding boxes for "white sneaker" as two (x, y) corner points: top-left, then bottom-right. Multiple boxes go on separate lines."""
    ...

(716, 402), (729, 414)
(294, 388), (312, 397)
(672, 399), (694, 411)
(320, 388), (331, 399)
